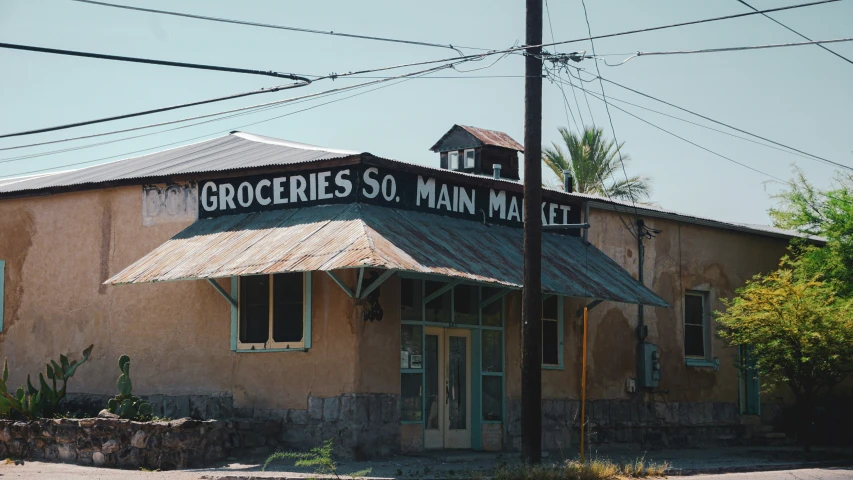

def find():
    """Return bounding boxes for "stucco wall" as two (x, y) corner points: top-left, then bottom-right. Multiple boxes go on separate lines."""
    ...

(0, 185), (393, 412)
(505, 208), (791, 405)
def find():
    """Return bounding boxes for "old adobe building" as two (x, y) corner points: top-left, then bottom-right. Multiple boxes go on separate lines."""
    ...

(0, 127), (810, 457)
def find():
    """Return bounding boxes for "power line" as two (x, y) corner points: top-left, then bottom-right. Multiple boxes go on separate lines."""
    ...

(580, 0), (641, 237)
(0, 81), (307, 140)
(544, 0), (581, 133)
(69, 0), (481, 54)
(597, 37), (853, 66)
(0, 55), (482, 141)
(1, 0), (839, 142)
(0, 42), (313, 81)
(2, 72), (428, 179)
(591, 74), (853, 172)
(736, 0), (853, 66)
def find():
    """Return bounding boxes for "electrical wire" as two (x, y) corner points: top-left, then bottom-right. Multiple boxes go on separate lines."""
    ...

(736, 0), (853, 66)
(0, 55), (484, 143)
(0, 42), (312, 81)
(2, 71), (431, 179)
(544, 0), (581, 133)
(590, 74), (853, 172)
(580, 0), (641, 237)
(0, 81), (309, 140)
(2, 0), (839, 142)
(599, 37), (853, 66)
(69, 0), (482, 55)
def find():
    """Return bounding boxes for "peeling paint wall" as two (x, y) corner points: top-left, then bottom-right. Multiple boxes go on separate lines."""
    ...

(506, 208), (791, 405)
(0, 186), (382, 412)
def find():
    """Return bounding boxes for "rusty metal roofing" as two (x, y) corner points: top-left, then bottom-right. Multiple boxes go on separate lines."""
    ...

(459, 125), (524, 151)
(106, 203), (667, 307)
(430, 125), (524, 152)
(0, 132), (358, 194)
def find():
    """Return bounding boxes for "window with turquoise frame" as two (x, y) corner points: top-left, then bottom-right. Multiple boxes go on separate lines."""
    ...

(480, 286), (504, 422)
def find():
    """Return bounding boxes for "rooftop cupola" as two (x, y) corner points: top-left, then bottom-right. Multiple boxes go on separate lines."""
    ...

(429, 125), (523, 180)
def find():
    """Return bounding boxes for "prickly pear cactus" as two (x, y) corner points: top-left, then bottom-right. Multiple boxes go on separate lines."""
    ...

(107, 355), (153, 420)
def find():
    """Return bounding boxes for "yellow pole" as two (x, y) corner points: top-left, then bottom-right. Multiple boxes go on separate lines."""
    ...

(580, 307), (588, 463)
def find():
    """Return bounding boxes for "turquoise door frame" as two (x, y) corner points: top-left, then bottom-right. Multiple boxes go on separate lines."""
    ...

(738, 345), (761, 415)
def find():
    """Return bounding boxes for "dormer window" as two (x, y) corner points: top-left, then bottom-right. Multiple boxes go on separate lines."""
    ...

(464, 149), (475, 169)
(449, 151), (460, 170)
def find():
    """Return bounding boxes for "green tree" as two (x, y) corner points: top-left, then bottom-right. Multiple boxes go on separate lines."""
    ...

(542, 126), (651, 201)
(715, 262), (853, 445)
(769, 168), (853, 297)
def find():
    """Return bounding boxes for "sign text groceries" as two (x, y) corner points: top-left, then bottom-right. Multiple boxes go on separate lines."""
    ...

(198, 165), (578, 227)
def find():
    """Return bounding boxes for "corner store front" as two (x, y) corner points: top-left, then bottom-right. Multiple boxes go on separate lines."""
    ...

(107, 157), (665, 451)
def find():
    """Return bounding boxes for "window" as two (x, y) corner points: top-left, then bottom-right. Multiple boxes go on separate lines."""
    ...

(542, 295), (563, 368)
(464, 149), (475, 169)
(237, 272), (309, 350)
(449, 151), (460, 170)
(684, 291), (708, 358)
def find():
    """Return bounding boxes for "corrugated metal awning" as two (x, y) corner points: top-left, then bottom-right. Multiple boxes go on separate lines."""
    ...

(106, 204), (667, 307)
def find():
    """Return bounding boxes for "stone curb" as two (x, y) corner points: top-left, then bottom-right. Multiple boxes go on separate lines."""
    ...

(203, 459), (853, 480)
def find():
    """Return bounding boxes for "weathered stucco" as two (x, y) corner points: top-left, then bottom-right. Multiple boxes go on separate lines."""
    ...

(0, 186), (391, 412)
(505, 208), (791, 405)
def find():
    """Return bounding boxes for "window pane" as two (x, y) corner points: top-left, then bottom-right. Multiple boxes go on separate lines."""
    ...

(401, 373), (423, 422)
(425, 281), (451, 323)
(482, 329), (502, 373)
(685, 324), (705, 357)
(483, 376), (502, 421)
(240, 275), (270, 344)
(685, 294), (704, 326)
(425, 334), (439, 430)
(465, 150), (475, 168)
(449, 152), (459, 170)
(401, 278), (423, 321)
(454, 284), (478, 325)
(448, 336), (467, 430)
(543, 295), (558, 320)
(542, 319), (559, 365)
(481, 288), (503, 327)
(272, 273), (303, 343)
(401, 324), (423, 369)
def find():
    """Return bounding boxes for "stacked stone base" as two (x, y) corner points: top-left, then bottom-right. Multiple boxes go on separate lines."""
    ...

(507, 399), (751, 451)
(2, 392), (399, 470)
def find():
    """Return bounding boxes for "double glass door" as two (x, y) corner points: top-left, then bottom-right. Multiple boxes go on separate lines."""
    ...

(424, 327), (471, 449)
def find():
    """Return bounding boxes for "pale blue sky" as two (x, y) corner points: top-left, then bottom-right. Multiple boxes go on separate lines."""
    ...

(1, 0), (851, 225)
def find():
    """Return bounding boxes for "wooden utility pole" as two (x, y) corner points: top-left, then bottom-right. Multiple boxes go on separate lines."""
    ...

(521, 0), (543, 465)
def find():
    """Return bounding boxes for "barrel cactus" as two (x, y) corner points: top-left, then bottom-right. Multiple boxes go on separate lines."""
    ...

(107, 355), (153, 420)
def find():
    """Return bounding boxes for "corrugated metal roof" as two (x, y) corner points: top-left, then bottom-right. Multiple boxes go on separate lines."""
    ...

(0, 132), (358, 194)
(459, 125), (524, 151)
(107, 203), (668, 307)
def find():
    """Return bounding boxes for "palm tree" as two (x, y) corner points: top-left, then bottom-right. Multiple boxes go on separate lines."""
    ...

(542, 126), (651, 201)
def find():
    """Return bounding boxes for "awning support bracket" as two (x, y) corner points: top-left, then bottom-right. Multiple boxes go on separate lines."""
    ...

(480, 288), (511, 308)
(355, 268), (365, 298)
(576, 299), (602, 318)
(424, 279), (462, 304)
(326, 271), (356, 298)
(207, 278), (237, 307)
(358, 269), (395, 300)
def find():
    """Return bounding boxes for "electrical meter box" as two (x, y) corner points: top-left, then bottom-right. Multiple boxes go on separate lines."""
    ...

(637, 342), (661, 388)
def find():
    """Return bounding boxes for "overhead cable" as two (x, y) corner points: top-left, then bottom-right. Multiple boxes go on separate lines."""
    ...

(0, 55), (481, 141)
(591, 74), (853, 172)
(69, 0), (478, 55)
(598, 37), (853, 66)
(580, 0), (640, 237)
(0, 72), (433, 178)
(736, 0), (853, 66)
(0, 42), (313, 81)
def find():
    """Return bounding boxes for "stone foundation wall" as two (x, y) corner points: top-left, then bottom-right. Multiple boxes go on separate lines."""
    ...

(482, 423), (502, 451)
(506, 399), (745, 450)
(5, 392), (399, 469)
